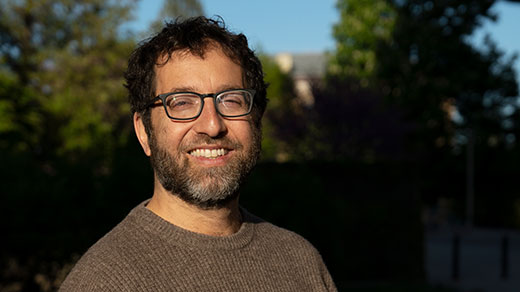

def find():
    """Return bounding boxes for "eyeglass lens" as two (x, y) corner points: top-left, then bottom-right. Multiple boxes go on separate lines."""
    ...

(164, 90), (253, 119)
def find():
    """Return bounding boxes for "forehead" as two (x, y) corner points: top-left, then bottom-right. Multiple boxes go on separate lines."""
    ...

(154, 45), (244, 94)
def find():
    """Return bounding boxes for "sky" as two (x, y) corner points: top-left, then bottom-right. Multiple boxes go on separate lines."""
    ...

(128, 0), (338, 54)
(128, 0), (520, 78)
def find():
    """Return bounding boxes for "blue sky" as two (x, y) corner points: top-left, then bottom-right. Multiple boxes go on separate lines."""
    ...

(128, 0), (338, 53)
(128, 0), (520, 77)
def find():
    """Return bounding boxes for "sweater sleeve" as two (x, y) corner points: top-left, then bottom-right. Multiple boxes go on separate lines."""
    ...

(318, 253), (338, 292)
(59, 250), (131, 292)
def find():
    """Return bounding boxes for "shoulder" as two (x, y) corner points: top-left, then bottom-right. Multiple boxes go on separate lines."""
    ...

(243, 210), (338, 291)
(243, 209), (322, 260)
(59, 209), (148, 291)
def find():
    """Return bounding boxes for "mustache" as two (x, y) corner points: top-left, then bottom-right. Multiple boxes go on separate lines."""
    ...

(180, 135), (243, 151)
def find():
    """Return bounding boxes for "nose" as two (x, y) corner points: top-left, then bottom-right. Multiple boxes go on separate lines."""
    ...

(192, 98), (227, 137)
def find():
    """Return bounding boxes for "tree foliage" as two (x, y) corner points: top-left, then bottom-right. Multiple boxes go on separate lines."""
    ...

(329, 0), (395, 85)
(0, 1), (139, 290)
(0, 0), (137, 163)
(259, 55), (309, 161)
(331, 0), (519, 157)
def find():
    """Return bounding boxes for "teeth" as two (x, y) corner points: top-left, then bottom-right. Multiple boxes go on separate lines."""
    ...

(189, 148), (228, 159)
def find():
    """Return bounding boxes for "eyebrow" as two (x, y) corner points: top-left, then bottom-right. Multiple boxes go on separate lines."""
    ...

(167, 84), (243, 94)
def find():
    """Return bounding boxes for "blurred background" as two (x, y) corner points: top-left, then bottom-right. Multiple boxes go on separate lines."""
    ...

(1, 0), (519, 291)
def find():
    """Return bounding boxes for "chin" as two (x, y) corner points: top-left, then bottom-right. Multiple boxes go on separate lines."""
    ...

(177, 189), (239, 210)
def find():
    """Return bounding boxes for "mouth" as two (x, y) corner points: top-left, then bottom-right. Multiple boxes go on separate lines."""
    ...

(188, 148), (230, 159)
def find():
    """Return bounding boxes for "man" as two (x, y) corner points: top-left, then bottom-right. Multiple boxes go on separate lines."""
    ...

(60, 16), (336, 291)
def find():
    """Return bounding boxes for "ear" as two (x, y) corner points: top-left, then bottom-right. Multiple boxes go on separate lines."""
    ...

(133, 112), (151, 156)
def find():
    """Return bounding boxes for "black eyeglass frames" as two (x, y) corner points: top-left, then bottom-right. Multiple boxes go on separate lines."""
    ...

(146, 89), (255, 120)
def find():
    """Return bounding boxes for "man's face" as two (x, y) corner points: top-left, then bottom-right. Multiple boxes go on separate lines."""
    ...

(144, 45), (261, 209)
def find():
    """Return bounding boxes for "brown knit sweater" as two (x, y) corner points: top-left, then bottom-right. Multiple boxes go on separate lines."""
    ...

(59, 200), (337, 291)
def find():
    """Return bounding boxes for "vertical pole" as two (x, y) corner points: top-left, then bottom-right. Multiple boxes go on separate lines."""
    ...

(501, 235), (509, 279)
(452, 234), (460, 281)
(466, 129), (475, 228)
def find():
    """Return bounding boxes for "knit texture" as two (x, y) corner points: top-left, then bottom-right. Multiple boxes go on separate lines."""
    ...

(59, 200), (337, 291)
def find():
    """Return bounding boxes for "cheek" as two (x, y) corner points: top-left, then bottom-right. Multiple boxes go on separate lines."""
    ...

(166, 126), (192, 149)
(235, 121), (258, 149)
(152, 118), (191, 151)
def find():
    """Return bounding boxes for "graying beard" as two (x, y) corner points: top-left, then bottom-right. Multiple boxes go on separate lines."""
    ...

(149, 128), (261, 209)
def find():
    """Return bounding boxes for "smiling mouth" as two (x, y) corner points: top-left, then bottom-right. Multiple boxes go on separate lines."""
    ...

(188, 148), (229, 159)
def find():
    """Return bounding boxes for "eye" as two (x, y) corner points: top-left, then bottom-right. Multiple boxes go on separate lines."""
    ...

(166, 94), (199, 110)
(219, 92), (245, 108)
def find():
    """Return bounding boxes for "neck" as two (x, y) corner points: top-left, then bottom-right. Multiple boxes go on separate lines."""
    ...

(146, 185), (242, 236)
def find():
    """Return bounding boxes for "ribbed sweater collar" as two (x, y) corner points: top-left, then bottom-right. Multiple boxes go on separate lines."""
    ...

(126, 200), (258, 251)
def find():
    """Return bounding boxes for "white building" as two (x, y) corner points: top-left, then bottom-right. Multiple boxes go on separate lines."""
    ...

(274, 52), (327, 107)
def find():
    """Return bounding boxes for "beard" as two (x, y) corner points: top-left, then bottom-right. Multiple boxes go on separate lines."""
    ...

(148, 126), (261, 209)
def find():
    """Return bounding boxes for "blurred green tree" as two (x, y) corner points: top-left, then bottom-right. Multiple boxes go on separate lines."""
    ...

(0, 1), (139, 291)
(259, 55), (310, 162)
(0, 72), (41, 152)
(0, 0), (137, 167)
(331, 0), (519, 158)
(329, 0), (520, 230)
(329, 0), (396, 86)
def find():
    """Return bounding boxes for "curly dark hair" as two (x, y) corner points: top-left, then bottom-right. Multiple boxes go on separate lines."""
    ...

(124, 16), (268, 131)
